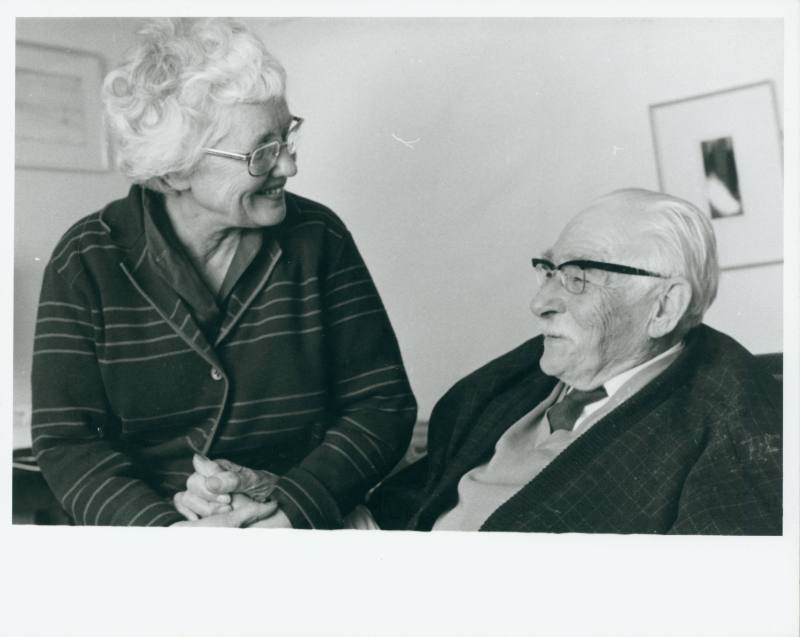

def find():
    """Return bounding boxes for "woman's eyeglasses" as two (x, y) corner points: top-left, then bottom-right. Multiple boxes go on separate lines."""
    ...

(203, 116), (304, 177)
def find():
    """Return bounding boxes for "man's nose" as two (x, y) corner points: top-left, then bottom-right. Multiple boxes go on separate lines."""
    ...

(530, 276), (567, 317)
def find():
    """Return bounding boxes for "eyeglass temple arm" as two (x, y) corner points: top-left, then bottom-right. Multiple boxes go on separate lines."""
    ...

(203, 116), (302, 155)
(203, 148), (249, 161)
(532, 258), (666, 279)
(563, 259), (666, 278)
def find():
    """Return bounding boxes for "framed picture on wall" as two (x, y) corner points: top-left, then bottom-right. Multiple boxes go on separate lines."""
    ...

(15, 41), (109, 172)
(649, 81), (782, 271)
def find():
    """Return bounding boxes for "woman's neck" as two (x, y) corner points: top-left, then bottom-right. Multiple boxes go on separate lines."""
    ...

(164, 192), (242, 295)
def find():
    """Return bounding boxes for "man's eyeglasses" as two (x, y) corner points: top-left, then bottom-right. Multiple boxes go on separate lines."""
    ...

(531, 257), (667, 294)
(203, 116), (304, 177)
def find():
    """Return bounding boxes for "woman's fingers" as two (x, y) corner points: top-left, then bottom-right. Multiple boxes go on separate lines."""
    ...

(173, 491), (199, 521)
(187, 471), (231, 504)
(228, 495), (279, 526)
(192, 453), (224, 477)
(172, 493), (278, 526)
(176, 489), (232, 518)
(205, 470), (243, 495)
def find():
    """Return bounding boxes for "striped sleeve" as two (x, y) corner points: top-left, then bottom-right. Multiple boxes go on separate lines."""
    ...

(31, 259), (183, 527)
(272, 231), (417, 529)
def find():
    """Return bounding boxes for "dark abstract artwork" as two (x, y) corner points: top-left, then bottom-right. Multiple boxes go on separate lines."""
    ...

(701, 136), (743, 218)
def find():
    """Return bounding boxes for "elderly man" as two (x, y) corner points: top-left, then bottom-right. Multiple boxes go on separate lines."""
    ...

(369, 188), (781, 535)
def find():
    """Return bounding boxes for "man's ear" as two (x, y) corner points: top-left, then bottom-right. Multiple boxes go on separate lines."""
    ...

(648, 278), (692, 338)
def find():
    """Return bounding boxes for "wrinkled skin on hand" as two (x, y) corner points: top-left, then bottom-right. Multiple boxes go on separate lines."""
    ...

(173, 454), (287, 527)
(172, 494), (278, 527)
(200, 456), (279, 503)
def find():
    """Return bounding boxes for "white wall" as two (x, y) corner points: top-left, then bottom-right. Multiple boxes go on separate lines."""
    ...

(14, 18), (784, 425)
(14, 18), (141, 439)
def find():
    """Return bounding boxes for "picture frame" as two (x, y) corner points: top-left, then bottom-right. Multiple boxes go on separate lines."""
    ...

(649, 81), (782, 271)
(15, 41), (109, 172)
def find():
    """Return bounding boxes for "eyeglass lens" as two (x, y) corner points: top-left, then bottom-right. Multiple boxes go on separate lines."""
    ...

(533, 262), (586, 294)
(249, 123), (301, 176)
(559, 266), (585, 293)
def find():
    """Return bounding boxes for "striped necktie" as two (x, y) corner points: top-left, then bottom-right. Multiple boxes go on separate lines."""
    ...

(547, 386), (608, 433)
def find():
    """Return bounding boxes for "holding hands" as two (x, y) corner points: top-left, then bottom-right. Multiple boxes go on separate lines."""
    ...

(172, 454), (292, 528)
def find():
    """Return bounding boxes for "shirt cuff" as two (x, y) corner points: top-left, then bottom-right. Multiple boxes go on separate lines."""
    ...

(273, 467), (344, 529)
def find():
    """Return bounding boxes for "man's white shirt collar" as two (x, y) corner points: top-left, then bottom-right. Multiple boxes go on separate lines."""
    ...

(568, 341), (685, 431)
(601, 341), (685, 399)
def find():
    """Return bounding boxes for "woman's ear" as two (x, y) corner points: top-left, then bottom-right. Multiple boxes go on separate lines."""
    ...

(648, 278), (692, 338)
(160, 172), (191, 193)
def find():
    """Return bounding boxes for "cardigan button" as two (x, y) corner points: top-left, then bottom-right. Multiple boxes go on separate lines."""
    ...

(210, 367), (223, 381)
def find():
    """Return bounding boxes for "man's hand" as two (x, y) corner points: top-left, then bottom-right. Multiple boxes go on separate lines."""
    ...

(172, 494), (278, 527)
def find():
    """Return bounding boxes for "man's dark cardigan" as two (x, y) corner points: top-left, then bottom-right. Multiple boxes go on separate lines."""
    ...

(371, 325), (782, 534)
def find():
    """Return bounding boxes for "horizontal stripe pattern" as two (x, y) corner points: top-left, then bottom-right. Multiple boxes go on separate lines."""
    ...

(31, 187), (416, 528)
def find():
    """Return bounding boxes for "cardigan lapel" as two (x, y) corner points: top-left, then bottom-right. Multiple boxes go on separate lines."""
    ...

(101, 186), (222, 370)
(415, 352), (558, 528)
(436, 370), (558, 493)
(215, 238), (283, 347)
(214, 192), (307, 346)
(480, 340), (694, 532)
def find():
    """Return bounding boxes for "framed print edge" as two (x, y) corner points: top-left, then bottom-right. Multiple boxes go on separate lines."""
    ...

(15, 40), (110, 173)
(649, 80), (783, 271)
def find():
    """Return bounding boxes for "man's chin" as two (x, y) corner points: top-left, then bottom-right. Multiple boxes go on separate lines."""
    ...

(538, 350), (562, 379)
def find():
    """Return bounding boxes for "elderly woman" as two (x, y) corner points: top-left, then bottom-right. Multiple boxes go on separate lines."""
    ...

(31, 18), (416, 528)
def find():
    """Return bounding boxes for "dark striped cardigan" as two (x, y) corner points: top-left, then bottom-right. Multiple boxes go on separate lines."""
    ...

(31, 186), (417, 527)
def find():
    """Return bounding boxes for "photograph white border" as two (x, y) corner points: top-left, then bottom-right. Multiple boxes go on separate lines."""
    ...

(1, 4), (798, 637)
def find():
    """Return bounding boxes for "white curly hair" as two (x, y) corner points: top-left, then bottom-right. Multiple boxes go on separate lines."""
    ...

(102, 18), (287, 193)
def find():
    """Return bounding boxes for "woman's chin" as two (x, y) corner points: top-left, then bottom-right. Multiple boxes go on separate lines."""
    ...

(247, 196), (287, 227)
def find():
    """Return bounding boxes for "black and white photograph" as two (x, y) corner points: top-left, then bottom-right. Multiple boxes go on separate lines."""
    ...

(3, 3), (798, 637)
